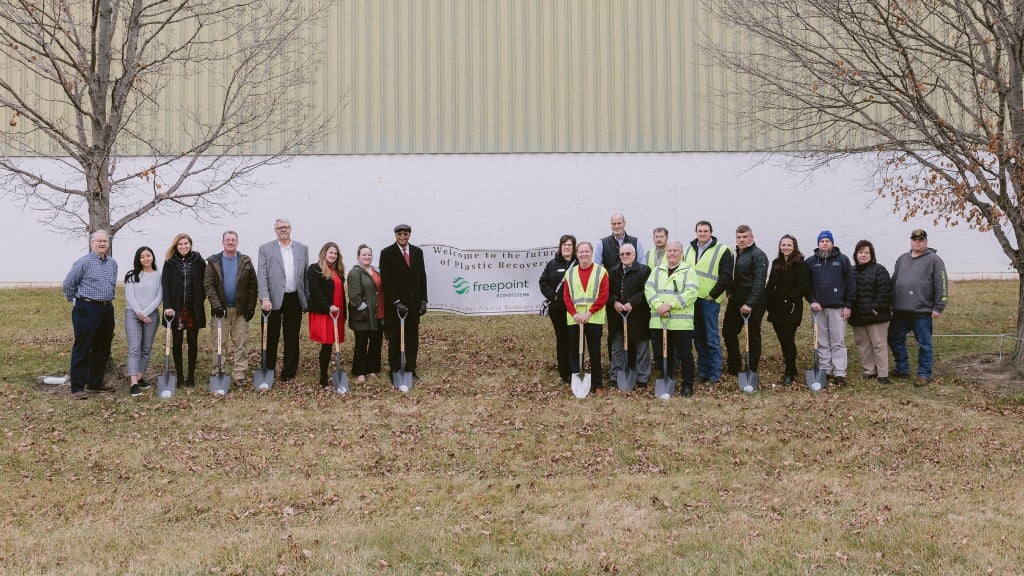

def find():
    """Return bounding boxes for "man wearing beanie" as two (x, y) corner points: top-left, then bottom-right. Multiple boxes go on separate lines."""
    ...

(805, 230), (855, 386)
(889, 229), (947, 387)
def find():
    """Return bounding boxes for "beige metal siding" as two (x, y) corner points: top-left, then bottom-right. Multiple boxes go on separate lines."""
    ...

(328, 0), (745, 153)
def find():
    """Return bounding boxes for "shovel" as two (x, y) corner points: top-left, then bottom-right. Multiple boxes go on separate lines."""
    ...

(616, 310), (637, 391)
(331, 308), (349, 394)
(391, 308), (414, 392)
(157, 311), (176, 399)
(654, 319), (675, 399)
(806, 313), (827, 392)
(571, 322), (591, 398)
(209, 312), (231, 395)
(253, 310), (274, 391)
(738, 311), (759, 393)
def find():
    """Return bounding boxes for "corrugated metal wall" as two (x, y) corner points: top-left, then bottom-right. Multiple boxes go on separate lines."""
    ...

(328, 0), (742, 153)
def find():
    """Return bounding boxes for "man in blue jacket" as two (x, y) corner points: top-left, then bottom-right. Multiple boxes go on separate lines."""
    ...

(805, 230), (855, 386)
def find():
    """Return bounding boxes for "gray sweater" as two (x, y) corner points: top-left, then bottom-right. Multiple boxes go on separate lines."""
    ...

(891, 248), (948, 316)
(126, 270), (163, 316)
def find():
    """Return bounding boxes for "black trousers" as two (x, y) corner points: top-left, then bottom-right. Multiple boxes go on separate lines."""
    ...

(386, 317), (421, 374)
(69, 300), (115, 393)
(723, 301), (766, 373)
(352, 329), (384, 376)
(548, 308), (572, 382)
(651, 328), (695, 385)
(267, 292), (302, 380)
(171, 327), (199, 382)
(772, 322), (800, 377)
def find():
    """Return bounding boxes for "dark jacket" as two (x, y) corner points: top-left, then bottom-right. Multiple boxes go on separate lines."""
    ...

(347, 265), (380, 331)
(850, 261), (892, 326)
(599, 233), (639, 271)
(806, 247), (856, 309)
(204, 251), (258, 321)
(307, 263), (345, 315)
(379, 242), (428, 325)
(766, 259), (811, 326)
(539, 255), (576, 314)
(728, 243), (769, 308)
(606, 260), (651, 339)
(162, 251), (207, 328)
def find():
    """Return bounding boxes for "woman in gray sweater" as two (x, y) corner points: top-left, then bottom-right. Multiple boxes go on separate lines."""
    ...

(124, 246), (163, 397)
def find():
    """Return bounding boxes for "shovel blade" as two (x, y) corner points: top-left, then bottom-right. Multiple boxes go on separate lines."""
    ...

(392, 370), (413, 393)
(571, 373), (591, 398)
(654, 377), (675, 399)
(616, 368), (637, 392)
(253, 369), (274, 391)
(333, 370), (349, 394)
(738, 370), (759, 393)
(157, 374), (176, 399)
(805, 368), (827, 392)
(209, 373), (231, 396)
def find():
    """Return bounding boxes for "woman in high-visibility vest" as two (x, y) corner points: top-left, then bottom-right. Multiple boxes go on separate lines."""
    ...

(562, 241), (609, 393)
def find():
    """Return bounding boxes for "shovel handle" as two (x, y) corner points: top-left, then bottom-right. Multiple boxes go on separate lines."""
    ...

(578, 322), (585, 356)
(261, 310), (270, 350)
(620, 309), (629, 352)
(330, 308), (341, 352)
(216, 316), (223, 356)
(164, 313), (173, 355)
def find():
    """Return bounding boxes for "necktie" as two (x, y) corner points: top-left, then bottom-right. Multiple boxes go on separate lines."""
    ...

(403, 248), (410, 266)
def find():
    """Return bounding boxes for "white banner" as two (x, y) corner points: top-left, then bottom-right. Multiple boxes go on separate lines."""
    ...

(423, 244), (557, 315)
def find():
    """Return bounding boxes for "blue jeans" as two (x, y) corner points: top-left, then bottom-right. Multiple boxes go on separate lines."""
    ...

(888, 314), (933, 378)
(694, 299), (722, 380)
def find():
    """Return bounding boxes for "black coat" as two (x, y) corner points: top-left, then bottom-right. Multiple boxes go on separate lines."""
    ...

(606, 260), (651, 338)
(729, 243), (769, 308)
(766, 259), (811, 326)
(379, 242), (428, 324)
(539, 255), (576, 314)
(307, 263), (345, 315)
(850, 262), (892, 326)
(162, 251), (207, 328)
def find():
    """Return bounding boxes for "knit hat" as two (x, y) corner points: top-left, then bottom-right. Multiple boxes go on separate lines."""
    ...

(817, 230), (834, 244)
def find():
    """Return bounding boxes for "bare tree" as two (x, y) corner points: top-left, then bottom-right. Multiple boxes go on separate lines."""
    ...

(704, 0), (1024, 370)
(0, 0), (332, 246)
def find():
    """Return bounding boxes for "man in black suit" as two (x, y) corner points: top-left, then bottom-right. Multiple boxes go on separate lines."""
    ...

(379, 223), (428, 384)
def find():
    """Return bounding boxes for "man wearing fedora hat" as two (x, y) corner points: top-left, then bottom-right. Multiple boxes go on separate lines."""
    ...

(889, 229), (947, 387)
(380, 224), (428, 383)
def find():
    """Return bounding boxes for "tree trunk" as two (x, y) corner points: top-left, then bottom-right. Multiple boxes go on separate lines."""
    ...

(1014, 274), (1024, 375)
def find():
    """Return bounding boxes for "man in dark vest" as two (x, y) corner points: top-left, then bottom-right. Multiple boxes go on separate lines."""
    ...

(593, 212), (644, 385)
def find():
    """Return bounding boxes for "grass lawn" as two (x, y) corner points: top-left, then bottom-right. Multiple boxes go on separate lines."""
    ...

(1, 281), (1023, 575)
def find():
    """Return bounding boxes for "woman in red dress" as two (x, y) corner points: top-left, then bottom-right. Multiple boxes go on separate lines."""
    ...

(307, 242), (346, 388)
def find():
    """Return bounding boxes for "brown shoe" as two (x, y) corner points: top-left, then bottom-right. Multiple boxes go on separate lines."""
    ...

(914, 377), (930, 387)
(86, 384), (116, 393)
(71, 390), (89, 400)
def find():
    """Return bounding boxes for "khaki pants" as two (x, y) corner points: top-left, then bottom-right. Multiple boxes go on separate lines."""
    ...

(852, 322), (889, 377)
(209, 306), (250, 381)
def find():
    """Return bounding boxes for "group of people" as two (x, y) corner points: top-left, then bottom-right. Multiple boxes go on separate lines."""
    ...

(61, 221), (429, 399)
(540, 213), (949, 398)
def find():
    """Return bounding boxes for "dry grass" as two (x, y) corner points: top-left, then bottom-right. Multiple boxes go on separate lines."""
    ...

(1, 282), (1023, 575)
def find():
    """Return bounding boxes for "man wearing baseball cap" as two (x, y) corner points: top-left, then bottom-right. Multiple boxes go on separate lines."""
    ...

(379, 224), (428, 387)
(889, 229), (948, 387)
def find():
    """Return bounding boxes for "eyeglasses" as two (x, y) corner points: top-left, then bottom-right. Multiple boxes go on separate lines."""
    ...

(396, 231), (410, 236)
(619, 252), (633, 256)
(275, 225), (291, 231)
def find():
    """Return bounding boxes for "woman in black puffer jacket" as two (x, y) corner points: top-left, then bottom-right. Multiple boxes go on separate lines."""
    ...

(766, 234), (811, 386)
(850, 240), (892, 383)
(538, 234), (577, 384)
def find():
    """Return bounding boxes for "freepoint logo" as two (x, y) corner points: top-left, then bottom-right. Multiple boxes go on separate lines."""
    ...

(452, 276), (530, 298)
(452, 277), (470, 294)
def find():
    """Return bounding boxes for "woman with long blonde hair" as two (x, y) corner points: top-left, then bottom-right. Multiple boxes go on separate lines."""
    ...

(306, 242), (346, 388)
(161, 233), (206, 387)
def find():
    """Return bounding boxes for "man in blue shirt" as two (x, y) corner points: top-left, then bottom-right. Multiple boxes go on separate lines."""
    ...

(62, 230), (119, 399)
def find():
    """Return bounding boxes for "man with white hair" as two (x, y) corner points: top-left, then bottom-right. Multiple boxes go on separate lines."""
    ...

(258, 218), (309, 382)
(62, 230), (119, 399)
(645, 240), (699, 397)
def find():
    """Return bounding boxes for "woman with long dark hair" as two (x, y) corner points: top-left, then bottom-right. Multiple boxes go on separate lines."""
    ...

(765, 234), (811, 386)
(307, 242), (346, 388)
(347, 244), (383, 384)
(124, 246), (162, 396)
(538, 234), (577, 383)
(162, 233), (207, 387)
